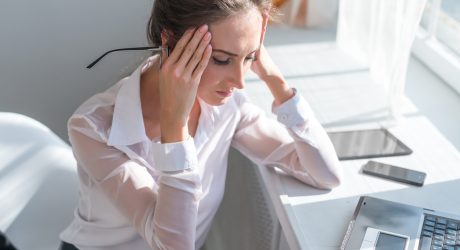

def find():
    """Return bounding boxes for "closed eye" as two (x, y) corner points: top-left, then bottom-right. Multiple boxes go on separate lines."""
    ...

(212, 56), (256, 66)
(212, 57), (230, 65)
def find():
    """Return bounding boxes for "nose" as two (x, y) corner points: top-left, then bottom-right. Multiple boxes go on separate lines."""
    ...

(229, 62), (245, 89)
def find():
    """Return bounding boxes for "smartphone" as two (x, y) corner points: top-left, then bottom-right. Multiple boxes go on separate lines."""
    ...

(362, 160), (426, 186)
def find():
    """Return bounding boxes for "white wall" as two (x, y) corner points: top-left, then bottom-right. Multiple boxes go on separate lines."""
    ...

(0, 0), (153, 140)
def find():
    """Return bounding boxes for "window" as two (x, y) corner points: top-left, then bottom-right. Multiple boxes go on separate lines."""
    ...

(412, 0), (460, 94)
(421, 0), (460, 56)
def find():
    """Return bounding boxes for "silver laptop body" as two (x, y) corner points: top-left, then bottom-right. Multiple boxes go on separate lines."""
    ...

(341, 196), (460, 250)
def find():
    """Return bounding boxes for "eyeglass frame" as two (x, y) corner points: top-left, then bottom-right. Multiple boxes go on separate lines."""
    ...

(86, 46), (170, 69)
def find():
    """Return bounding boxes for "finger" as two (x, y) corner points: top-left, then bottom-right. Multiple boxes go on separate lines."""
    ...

(184, 31), (211, 76)
(191, 44), (212, 81)
(165, 27), (195, 65)
(159, 43), (169, 69)
(176, 24), (209, 71)
(260, 13), (269, 45)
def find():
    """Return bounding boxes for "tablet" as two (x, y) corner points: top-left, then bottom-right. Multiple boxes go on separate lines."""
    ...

(327, 128), (412, 160)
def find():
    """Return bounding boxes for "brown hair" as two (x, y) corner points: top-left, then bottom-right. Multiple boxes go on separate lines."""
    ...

(146, 0), (274, 48)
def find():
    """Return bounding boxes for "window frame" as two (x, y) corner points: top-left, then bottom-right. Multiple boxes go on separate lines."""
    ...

(411, 0), (460, 95)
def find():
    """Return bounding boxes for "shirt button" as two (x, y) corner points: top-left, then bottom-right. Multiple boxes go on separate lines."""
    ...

(281, 114), (288, 122)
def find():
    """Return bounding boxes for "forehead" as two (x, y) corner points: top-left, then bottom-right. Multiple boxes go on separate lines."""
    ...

(209, 8), (263, 54)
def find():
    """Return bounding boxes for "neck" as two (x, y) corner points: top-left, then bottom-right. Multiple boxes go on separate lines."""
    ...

(140, 58), (161, 120)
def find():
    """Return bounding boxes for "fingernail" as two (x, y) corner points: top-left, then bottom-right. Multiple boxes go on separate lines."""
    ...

(199, 24), (208, 33)
(204, 32), (211, 41)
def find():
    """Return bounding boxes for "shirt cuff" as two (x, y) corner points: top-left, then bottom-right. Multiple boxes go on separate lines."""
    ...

(151, 137), (198, 172)
(272, 88), (315, 128)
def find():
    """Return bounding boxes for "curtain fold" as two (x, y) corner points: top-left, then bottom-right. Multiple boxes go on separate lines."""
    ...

(337, 0), (427, 120)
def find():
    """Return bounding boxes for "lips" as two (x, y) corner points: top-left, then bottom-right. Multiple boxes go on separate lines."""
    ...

(216, 90), (233, 98)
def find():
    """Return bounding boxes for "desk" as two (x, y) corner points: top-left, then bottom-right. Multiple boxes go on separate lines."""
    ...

(246, 43), (460, 249)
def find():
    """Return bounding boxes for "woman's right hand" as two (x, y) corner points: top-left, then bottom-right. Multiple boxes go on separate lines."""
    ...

(158, 25), (212, 143)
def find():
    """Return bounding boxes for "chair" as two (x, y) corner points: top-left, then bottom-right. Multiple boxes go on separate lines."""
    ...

(0, 112), (78, 250)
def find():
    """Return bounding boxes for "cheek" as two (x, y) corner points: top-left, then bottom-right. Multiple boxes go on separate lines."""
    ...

(199, 64), (224, 89)
(197, 66), (216, 98)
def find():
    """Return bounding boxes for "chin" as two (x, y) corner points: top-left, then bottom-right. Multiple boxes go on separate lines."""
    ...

(200, 96), (230, 106)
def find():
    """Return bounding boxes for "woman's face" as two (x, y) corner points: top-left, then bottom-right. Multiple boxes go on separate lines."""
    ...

(197, 8), (263, 106)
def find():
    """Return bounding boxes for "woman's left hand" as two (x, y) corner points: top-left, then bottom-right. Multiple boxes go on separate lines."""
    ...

(250, 12), (294, 105)
(250, 12), (282, 80)
(250, 44), (283, 81)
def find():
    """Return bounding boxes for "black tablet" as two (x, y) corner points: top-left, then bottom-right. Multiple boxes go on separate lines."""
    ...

(327, 128), (413, 160)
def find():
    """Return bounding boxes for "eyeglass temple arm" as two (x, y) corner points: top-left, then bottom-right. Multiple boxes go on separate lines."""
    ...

(86, 46), (163, 69)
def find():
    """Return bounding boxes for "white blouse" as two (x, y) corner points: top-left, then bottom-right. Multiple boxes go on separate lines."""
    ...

(60, 56), (342, 250)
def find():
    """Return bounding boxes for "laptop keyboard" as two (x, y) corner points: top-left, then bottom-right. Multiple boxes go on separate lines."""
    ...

(420, 215), (460, 250)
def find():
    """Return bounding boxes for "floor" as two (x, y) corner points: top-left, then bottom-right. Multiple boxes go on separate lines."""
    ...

(264, 25), (460, 151)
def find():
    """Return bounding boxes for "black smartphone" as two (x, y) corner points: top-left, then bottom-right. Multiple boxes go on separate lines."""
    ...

(362, 160), (426, 186)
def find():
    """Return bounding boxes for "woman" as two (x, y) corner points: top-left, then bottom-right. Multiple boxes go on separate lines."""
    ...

(60, 0), (342, 249)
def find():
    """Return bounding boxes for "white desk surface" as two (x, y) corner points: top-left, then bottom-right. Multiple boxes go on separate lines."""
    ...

(245, 42), (460, 250)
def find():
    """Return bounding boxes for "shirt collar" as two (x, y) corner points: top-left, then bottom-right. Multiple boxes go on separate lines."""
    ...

(107, 56), (156, 146)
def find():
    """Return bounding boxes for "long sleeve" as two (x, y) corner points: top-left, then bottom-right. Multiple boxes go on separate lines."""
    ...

(150, 137), (201, 250)
(68, 116), (201, 250)
(231, 90), (343, 189)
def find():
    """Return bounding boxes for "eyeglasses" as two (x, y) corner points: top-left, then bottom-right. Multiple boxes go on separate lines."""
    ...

(86, 46), (170, 69)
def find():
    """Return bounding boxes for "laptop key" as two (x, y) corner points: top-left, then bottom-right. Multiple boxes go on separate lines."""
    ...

(447, 222), (458, 230)
(436, 229), (446, 235)
(425, 220), (436, 227)
(434, 234), (444, 241)
(434, 239), (444, 246)
(426, 215), (437, 222)
(437, 224), (448, 230)
(446, 240), (456, 245)
(446, 234), (456, 241)
(438, 218), (448, 225)
(447, 229), (457, 235)
(423, 231), (433, 237)
(443, 246), (455, 250)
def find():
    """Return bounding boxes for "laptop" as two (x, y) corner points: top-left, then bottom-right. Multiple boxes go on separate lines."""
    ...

(341, 196), (460, 250)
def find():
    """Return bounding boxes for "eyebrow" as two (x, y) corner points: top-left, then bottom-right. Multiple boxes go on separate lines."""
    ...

(212, 48), (258, 57)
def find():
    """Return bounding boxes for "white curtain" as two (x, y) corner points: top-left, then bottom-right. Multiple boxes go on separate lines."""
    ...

(337, 0), (427, 120)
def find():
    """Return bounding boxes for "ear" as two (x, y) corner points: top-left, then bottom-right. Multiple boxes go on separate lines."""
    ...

(259, 12), (269, 45)
(161, 30), (169, 47)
